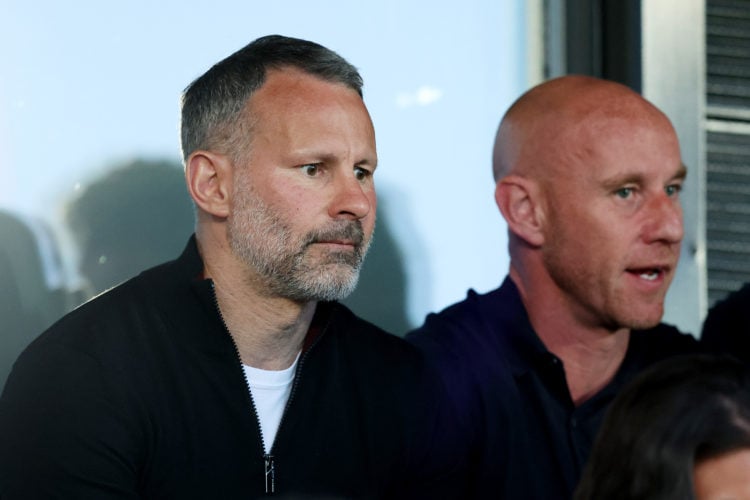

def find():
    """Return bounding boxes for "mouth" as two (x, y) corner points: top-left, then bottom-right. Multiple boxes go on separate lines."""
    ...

(639, 269), (660, 281)
(627, 266), (669, 282)
(314, 239), (357, 250)
(308, 223), (364, 250)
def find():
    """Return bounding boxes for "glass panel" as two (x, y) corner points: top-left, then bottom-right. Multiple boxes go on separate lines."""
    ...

(1, 0), (529, 386)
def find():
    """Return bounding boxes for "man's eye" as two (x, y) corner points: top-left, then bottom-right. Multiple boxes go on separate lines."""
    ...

(665, 184), (682, 196)
(301, 164), (319, 176)
(354, 166), (371, 181)
(615, 187), (634, 199)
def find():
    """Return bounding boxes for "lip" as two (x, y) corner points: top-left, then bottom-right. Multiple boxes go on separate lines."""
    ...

(312, 240), (357, 250)
(625, 265), (672, 289)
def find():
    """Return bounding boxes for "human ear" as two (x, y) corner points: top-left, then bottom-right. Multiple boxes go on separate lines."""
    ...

(494, 175), (545, 247)
(185, 151), (232, 218)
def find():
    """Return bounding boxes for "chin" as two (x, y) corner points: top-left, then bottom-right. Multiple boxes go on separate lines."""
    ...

(621, 308), (664, 331)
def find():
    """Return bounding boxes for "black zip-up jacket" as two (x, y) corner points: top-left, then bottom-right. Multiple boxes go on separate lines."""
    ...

(0, 237), (463, 499)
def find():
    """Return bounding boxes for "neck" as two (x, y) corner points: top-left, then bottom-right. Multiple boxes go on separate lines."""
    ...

(215, 280), (315, 371)
(198, 234), (315, 371)
(509, 268), (630, 406)
(540, 324), (630, 406)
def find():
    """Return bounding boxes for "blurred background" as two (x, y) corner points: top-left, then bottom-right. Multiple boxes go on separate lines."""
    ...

(2, 0), (747, 387)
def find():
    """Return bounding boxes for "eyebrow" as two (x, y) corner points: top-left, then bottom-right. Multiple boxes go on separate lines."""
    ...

(601, 163), (688, 190)
(293, 151), (378, 169)
(675, 163), (688, 181)
(358, 158), (378, 170)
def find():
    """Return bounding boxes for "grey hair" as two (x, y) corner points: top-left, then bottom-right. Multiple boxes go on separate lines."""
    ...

(179, 34), (363, 164)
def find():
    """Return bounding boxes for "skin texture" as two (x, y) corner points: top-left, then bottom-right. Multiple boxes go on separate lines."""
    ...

(226, 69), (376, 302)
(493, 75), (685, 404)
(694, 449), (750, 500)
(186, 68), (377, 369)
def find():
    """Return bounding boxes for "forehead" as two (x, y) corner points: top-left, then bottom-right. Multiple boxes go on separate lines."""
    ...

(557, 111), (682, 181)
(240, 69), (376, 160)
(249, 69), (372, 127)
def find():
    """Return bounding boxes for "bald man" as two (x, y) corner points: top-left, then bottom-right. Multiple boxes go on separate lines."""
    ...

(407, 75), (699, 498)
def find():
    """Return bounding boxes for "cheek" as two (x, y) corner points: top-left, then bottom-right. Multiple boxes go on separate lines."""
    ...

(365, 190), (377, 226)
(549, 214), (624, 281)
(693, 450), (750, 499)
(268, 184), (317, 216)
(576, 212), (628, 255)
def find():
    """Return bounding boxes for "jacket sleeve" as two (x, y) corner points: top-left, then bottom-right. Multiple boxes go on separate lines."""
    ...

(0, 340), (142, 499)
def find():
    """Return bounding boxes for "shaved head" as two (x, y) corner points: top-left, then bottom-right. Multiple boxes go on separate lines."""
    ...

(493, 75), (685, 332)
(492, 75), (675, 182)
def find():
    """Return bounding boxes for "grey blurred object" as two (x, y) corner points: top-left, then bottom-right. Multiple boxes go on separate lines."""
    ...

(65, 159), (195, 296)
(342, 195), (411, 335)
(0, 210), (70, 389)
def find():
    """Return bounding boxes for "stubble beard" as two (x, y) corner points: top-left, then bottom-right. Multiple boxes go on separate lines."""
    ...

(541, 232), (666, 332)
(543, 249), (665, 332)
(227, 188), (371, 303)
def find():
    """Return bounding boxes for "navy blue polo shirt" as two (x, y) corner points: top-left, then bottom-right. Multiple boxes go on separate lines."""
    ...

(407, 277), (699, 499)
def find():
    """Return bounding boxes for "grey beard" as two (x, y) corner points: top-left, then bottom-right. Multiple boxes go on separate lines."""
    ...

(227, 197), (372, 302)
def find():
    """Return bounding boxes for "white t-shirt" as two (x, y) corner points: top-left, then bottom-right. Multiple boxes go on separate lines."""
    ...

(242, 353), (300, 454)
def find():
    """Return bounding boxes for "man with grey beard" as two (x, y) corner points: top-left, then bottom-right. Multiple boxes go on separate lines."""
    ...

(0, 35), (463, 499)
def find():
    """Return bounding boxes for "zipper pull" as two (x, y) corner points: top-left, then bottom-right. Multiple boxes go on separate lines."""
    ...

(264, 453), (276, 494)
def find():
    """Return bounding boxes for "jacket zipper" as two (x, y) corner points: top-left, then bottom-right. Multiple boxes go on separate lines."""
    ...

(209, 282), (324, 495)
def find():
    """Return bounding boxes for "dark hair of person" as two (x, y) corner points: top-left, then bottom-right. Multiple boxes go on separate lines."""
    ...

(179, 34), (363, 164)
(574, 354), (750, 500)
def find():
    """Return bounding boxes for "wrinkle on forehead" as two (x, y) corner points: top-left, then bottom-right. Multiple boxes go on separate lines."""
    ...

(493, 75), (676, 182)
(239, 68), (376, 167)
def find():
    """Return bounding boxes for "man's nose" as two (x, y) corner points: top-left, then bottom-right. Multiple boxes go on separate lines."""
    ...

(642, 193), (684, 245)
(328, 171), (373, 221)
